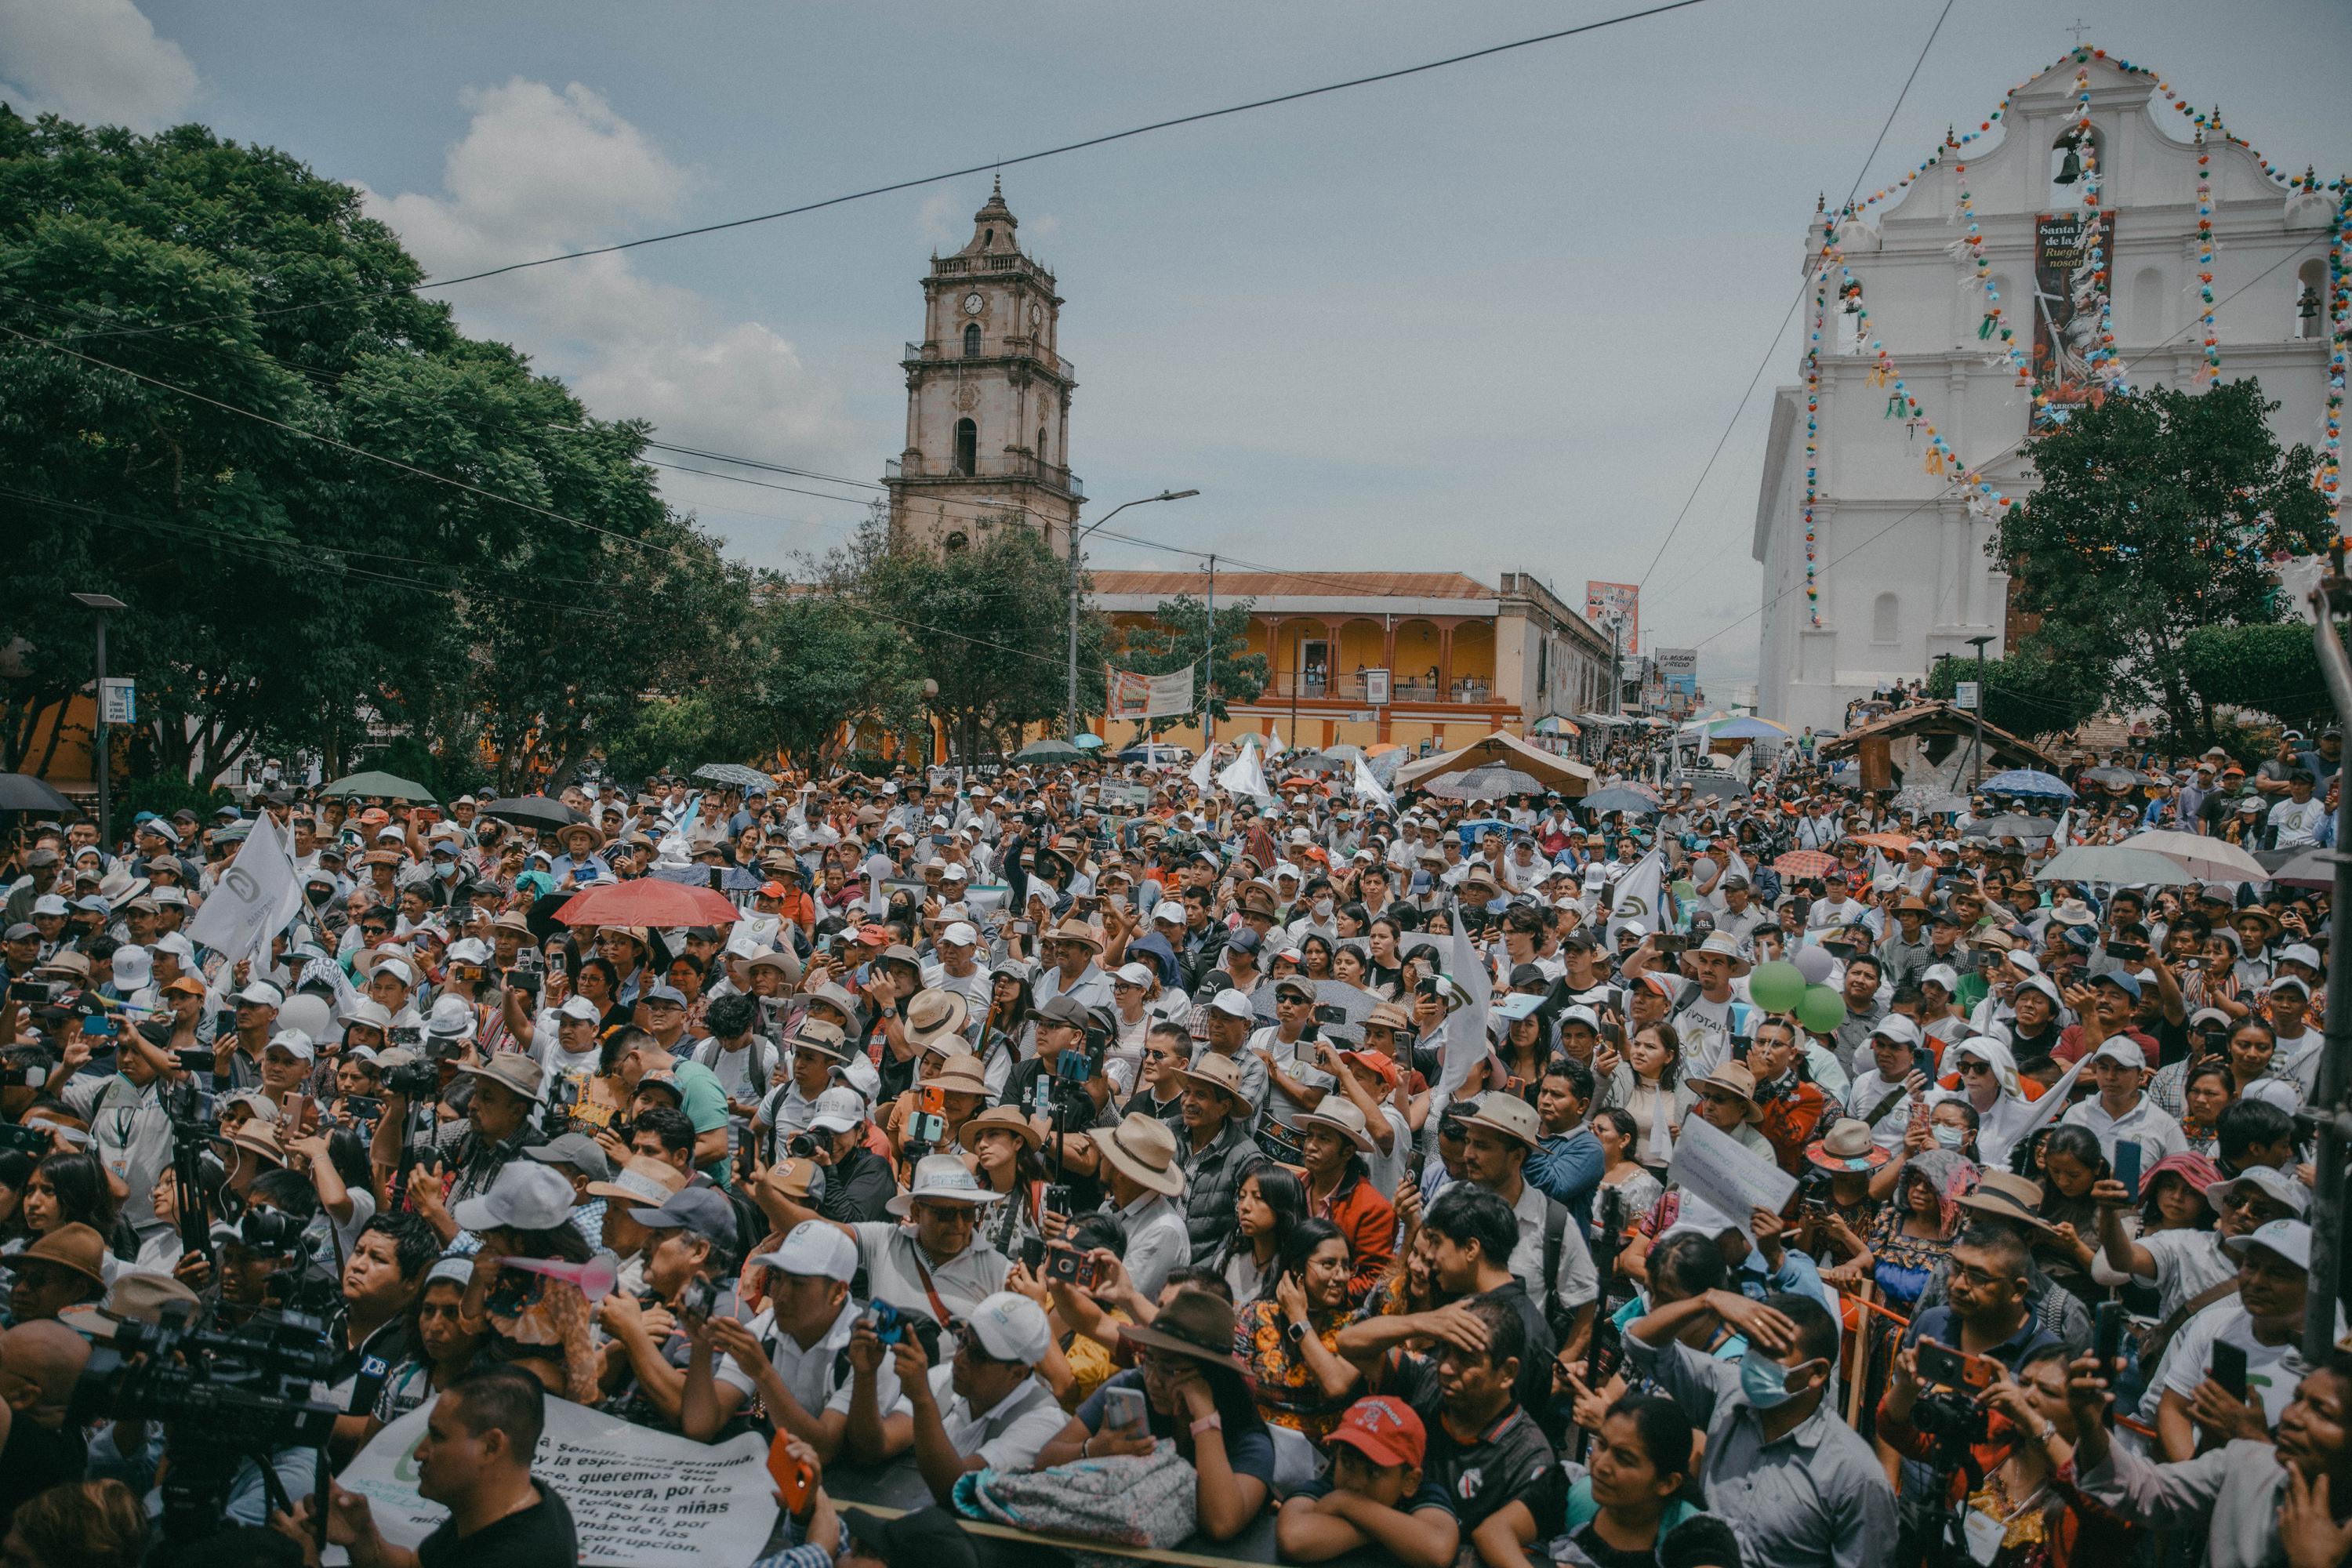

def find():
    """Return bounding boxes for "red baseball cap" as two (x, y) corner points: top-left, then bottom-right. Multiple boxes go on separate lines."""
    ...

(1324, 1396), (1424, 1468)
(1341, 1050), (1401, 1088)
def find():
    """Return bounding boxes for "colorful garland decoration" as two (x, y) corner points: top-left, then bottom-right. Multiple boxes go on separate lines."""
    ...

(1799, 41), (2352, 605)
(2194, 134), (2219, 380)
(1805, 252), (1825, 624)
(2328, 189), (2348, 536)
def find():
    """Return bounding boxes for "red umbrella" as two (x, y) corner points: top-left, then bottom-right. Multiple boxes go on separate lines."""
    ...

(554, 878), (741, 928)
(1773, 850), (1838, 879)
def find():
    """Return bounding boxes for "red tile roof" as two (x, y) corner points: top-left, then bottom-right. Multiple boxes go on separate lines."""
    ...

(1088, 570), (1494, 599)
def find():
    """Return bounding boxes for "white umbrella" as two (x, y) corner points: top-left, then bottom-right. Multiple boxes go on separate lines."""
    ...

(2033, 846), (2194, 886)
(2119, 829), (2269, 884)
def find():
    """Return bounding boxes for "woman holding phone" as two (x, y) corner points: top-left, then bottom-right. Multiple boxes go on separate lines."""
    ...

(1036, 1287), (1275, 1541)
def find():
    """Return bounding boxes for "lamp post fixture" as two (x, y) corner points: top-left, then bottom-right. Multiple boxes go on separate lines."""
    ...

(1965, 633), (1994, 786)
(1065, 490), (1200, 741)
(71, 592), (127, 852)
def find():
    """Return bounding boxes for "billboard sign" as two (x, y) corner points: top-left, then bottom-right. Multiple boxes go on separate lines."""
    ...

(2030, 209), (2118, 430)
(1584, 582), (1639, 653)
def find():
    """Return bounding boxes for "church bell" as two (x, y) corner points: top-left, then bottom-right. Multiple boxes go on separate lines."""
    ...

(2053, 141), (2082, 185)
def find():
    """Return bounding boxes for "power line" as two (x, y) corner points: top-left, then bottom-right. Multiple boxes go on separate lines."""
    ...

(1632, 0), (1955, 594)
(49, 0), (1717, 345)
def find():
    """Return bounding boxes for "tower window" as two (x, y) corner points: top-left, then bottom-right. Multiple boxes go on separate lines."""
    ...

(1872, 591), (1900, 644)
(2049, 126), (2097, 207)
(942, 532), (968, 553)
(963, 322), (982, 358)
(1037, 426), (1048, 459)
(983, 227), (993, 248)
(953, 418), (977, 476)
(2297, 259), (2327, 339)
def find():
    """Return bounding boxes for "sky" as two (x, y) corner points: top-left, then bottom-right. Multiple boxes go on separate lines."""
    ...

(5, 0), (2348, 695)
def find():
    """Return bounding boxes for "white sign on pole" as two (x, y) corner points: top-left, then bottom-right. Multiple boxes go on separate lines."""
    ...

(1955, 681), (1980, 711)
(332, 1396), (779, 1568)
(1105, 663), (1196, 720)
(100, 677), (136, 726)
(1363, 668), (1392, 706)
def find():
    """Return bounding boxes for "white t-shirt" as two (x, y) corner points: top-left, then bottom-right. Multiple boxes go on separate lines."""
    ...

(848, 1363), (1066, 1472)
(713, 1297), (858, 1414)
(2137, 1229), (2241, 1325)
(2154, 1300), (2309, 1431)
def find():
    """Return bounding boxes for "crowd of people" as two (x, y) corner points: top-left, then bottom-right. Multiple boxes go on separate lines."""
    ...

(0, 721), (2349, 1568)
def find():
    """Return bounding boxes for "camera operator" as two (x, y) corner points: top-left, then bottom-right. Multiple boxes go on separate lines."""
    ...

(1877, 1225), (2065, 1566)
(681, 1221), (858, 1452)
(751, 1022), (855, 1162)
(594, 1189), (739, 1434)
(398, 1052), (546, 1247)
(281, 1366), (576, 1568)
(792, 1087), (894, 1225)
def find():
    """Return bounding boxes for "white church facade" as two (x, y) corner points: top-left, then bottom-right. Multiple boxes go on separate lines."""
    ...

(1752, 49), (2342, 734)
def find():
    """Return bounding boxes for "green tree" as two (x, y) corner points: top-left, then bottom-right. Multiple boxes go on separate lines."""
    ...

(0, 107), (734, 798)
(1922, 639), (2105, 739)
(1994, 379), (2332, 744)
(1112, 595), (1269, 739)
(840, 512), (1102, 764)
(2180, 621), (2346, 734)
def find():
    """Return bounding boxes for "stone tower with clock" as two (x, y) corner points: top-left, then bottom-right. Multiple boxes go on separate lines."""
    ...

(884, 180), (1082, 554)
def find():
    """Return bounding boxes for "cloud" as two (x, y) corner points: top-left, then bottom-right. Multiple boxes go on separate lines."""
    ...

(360, 78), (863, 548)
(0, 0), (198, 131)
(916, 189), (965, 249)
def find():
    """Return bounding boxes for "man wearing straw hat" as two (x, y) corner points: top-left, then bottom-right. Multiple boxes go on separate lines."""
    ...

(1094, 1111), (1191, 1301)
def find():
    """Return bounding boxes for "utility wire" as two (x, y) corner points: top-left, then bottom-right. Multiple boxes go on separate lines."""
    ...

(46, 0), (1717, 344)
(1632, 0), (1955, 594)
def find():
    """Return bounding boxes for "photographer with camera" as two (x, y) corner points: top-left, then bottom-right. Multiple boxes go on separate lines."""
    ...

(1877, 1225), (2066, 1565)
(681, 1220), (858, 1452)
(793, 1087), (895, 1225)
(56, 1001), (184, 1245)
(396, 1052), (545, 1247)
(594, 1188), (739, 1433)
(841, 1289), (1065, 1496)
(279, 1366), (577, 1568)
(212, 980), (285, 1094)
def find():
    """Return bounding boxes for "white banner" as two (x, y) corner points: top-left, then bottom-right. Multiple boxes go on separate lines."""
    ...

(1106, 663), (1196, 720)
(186, 811), (303, 963)
(1668, 1115), (1798, 1239)
(332, 1396), (778, 1568)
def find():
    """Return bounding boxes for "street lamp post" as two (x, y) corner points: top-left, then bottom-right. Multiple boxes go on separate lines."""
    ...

(1964, 633), (1994, 786)
(1066, 490), (1200, 741)
(71, 592), (127, 852)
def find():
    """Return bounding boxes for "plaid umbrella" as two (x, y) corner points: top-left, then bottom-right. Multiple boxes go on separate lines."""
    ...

(1773, 849), (1838, 879)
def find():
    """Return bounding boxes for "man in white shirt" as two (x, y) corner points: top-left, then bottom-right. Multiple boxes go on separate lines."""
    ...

(684, 1217), (862, 1454)
(919, 921), (993, 1026)
(2267, 772), (2328, 852)
(1094, 1112), (1192, 1301)
(842, 1290), (1068, 1497)
(848, 1154), (1011, 1329)
(2062, 1036), (2189, 1167)
(1456, 1091), (1599, 1356)
(1846, 1014), (1932, 1154)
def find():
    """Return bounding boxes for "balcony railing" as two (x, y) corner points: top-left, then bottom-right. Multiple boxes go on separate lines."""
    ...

(902, 337), (1073, 379)
(887, 452), (1083, 499)
(1264, 672), (1494, 705)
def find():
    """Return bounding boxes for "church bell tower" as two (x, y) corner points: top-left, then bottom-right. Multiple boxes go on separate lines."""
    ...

(884, 180), (1082, 553)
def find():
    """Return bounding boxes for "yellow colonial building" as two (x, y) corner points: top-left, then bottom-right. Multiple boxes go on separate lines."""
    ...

(1090, 568), (1612, 753)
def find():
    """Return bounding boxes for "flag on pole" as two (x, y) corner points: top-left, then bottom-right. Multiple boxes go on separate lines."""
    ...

(1352, 752), (1395, 812)
(1188, 746), (1216, 794)
(1433, 928), (1494, 1102)
(1606, 848), (1667, 949)
(187, 811), (303, 964)
(1218, 739), (1272, 801)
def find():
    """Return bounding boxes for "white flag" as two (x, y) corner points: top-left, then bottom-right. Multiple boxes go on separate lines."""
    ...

(187, 811), (303, 963)
(1606, 848), (1667, 949)
(1433, 928), (1494, 1102)
(1352, 753), (1395, 813)
(1188, 746), (1216, 795)
(1218, 739), (1272, 801)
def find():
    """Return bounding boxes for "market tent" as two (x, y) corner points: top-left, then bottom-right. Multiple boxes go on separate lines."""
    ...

(1393, 731), (1594, 796)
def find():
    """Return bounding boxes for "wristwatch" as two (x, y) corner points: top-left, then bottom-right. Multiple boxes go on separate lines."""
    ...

(1284, 1319), (1307, 1345)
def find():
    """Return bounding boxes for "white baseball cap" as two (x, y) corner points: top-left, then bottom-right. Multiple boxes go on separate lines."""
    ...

(558, 995), (603, 1025)
(2225, 1218), (2313, 1272)
(264, 1029), (315, 1062)
(1207, 988), (1255, 1021)
(1868, 1014), (1923, 1049)
(808, 1087), (869, 1134)
(963, 1291), (1052, 1364)
(1113, 962), (1155, 989)
(753, 1220), (858, 1283)
(940, 921), (979, 947)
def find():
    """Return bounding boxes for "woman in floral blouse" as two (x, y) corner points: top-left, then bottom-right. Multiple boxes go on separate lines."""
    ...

(1235, 1218), (1360, 1445)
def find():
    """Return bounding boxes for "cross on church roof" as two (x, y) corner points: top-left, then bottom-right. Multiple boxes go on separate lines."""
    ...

(2064, 18), (2091, 45)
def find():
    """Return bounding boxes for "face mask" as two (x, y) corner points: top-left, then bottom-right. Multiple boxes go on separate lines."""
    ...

(1933, 1124), (1968, 1149)
(1739, 1345), (1800, 1409)
(1314, 898), (1334, 920)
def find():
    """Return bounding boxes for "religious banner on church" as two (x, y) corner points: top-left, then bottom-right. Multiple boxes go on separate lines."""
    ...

(2029, 209), (2118, 430)
(1584, 582), (1639, 652)
(1105, 662), (1196, 720)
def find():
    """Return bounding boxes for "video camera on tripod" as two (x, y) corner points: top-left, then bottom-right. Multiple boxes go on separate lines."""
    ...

(68, 1296), (340, 1556)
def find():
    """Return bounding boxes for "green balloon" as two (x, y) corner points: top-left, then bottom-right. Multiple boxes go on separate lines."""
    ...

(1797, 984), (1846, 1034)
(1749, 961), (1806, 1014)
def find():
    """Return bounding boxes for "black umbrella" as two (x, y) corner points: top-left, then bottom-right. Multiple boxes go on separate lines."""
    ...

(0, 774), (76, 815)
(1581, 787), (1659, 816)
(483, 795), (586, 830)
